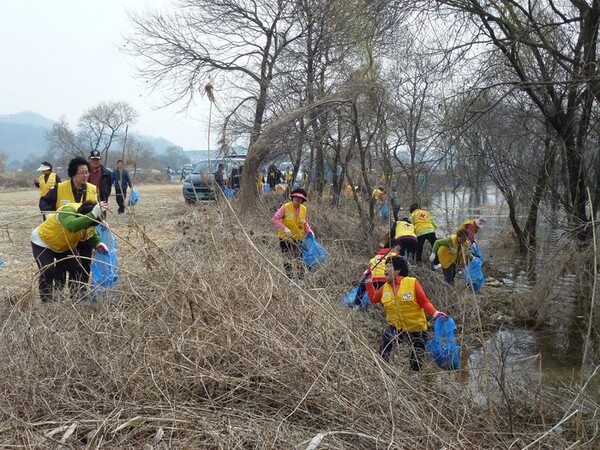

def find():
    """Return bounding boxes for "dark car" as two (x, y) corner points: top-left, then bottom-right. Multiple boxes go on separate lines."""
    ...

(182, 158), (245, 204)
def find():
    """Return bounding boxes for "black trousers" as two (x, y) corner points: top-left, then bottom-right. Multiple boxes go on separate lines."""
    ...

(32, 240), (94, 302)
(380, 326), (428, 371)
(416, 232), (437, 262)
(279, 238), (303, 280)
(442, 263), (457, 285)
(115, 188), (127, 213)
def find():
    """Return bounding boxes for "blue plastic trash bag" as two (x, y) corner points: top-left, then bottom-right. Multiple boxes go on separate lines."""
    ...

(463, 257), (485, 292)
(127, 188), (140, 206)
(470, 242), (483, 260)
(91, 224), (118, 289)
(0, 258), (5, 266)
(223, 187), (235, 198)
(301, 234), (329, 269)
(342, 285), (369, 308)
(262, 184), (271, 193)
(379, 203), (389, 219)
(426, 316), (461, 371)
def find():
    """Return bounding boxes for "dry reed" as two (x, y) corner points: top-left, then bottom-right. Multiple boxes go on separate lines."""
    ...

(0, 194), (597, 448)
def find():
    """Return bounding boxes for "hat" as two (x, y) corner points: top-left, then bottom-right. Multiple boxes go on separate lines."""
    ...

(89, 150), (101, 159)
(290, 191), (307, 202)
(475, 217), (487, 229)
(36, 161), (52, 171)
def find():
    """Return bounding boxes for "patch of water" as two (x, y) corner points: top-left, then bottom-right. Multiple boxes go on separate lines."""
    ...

(427, 185), (599, 400)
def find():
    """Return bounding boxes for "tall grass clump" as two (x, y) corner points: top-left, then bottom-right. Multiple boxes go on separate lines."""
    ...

(0, 195), (597, 448)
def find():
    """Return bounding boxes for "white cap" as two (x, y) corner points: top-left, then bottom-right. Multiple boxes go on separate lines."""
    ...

(36, 164), (51, 171)
(475, 217), (487, 229)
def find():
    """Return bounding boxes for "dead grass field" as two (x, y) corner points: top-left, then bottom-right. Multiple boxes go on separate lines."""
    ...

(0, 184), (597, 448)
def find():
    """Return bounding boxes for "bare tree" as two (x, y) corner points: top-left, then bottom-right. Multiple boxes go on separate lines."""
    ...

(411, 0), (597, 238)
(78, 102), (138, 165)
(46, 102), (138, 164)
(127, 0), (305, 212)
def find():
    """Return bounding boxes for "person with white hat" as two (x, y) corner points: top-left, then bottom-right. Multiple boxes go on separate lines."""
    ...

(272, 187), (314, 282)
(456, 216), (487, 244)
(34, 161), (61, 198)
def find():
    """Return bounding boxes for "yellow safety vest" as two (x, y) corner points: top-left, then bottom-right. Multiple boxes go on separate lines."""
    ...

(278, 201), (307, 241)
(56, 180), (97, 207)
(394, 221), (416, 239)
(381, 277), (427, 332)
(38, 203), (95, 252)
(369, 251), (398, 280)
(38, 172), (57, 197)
(437, 234), (469, 269)
(411, 209), (436, 236)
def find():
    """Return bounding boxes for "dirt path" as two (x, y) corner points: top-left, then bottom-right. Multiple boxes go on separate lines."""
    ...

(0, 183), (189, 298)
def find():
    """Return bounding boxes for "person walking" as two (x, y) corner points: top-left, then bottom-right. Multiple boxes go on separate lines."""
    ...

(34, 161), (61, 198)
(272, 188), (313, 283)
(31, 200), (109, 302)
(266, 164), (282, 190)
(88, 150), (113, 202)
(430, 229), (472, 284)
(34, 161), (61, 220)
(410, 203), (438, 263)
(365, 255), (448, 370)
(40, 157), (100, 287)
(112, 159), (133, 214)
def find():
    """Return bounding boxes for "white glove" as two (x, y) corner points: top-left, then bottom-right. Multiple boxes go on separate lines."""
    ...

(429, 253), (436, 262)
(95, 243), (109, 254)
(283, 227), (292, 237)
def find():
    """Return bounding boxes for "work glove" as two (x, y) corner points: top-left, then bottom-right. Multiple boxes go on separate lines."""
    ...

(363, 267), (373, 283)
(433, 311), (448, 320)
(429, 252), (437, 263)
(95, 243), (109, 254)
(283, 227), (292, 237)
(91, 201), (109, 219)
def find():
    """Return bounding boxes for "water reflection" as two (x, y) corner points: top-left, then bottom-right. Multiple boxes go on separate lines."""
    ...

(425, 185), (599, 400)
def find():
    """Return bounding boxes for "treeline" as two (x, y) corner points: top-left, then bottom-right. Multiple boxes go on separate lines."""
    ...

(124, 0), (599, 250)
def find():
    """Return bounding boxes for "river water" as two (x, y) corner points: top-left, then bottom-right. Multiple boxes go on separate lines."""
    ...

(427, 184), (599, 401)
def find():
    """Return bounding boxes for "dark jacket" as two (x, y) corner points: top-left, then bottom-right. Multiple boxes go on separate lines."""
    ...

(95, 165), (113, 202)
(266, 168), (282, 188)
(112, 168), (132, 194)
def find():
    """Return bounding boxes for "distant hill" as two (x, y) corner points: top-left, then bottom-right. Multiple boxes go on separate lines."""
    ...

(0, 111), (55, 129)
(0, 111), (181, 164)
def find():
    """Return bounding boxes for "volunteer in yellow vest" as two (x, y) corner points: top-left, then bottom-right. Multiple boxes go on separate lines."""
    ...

(351, 239), (401, 308)
(366, 255), (448, 370)
(39, 157), (100, 287)
(272, 188), (314, 282)
(34, 161), (61, 198)
(392, 217), (418, 261)
(456, 217), (487, 244)
(31, 200), (109, 302)
(409, 203), (438, 263)
(430, 229), (473, 285)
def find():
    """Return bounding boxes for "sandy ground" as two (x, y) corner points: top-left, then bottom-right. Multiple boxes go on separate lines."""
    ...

(0, 183), (189, 299)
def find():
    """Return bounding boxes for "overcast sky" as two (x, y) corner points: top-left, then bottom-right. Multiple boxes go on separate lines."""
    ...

(0, 0), (212, 150)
